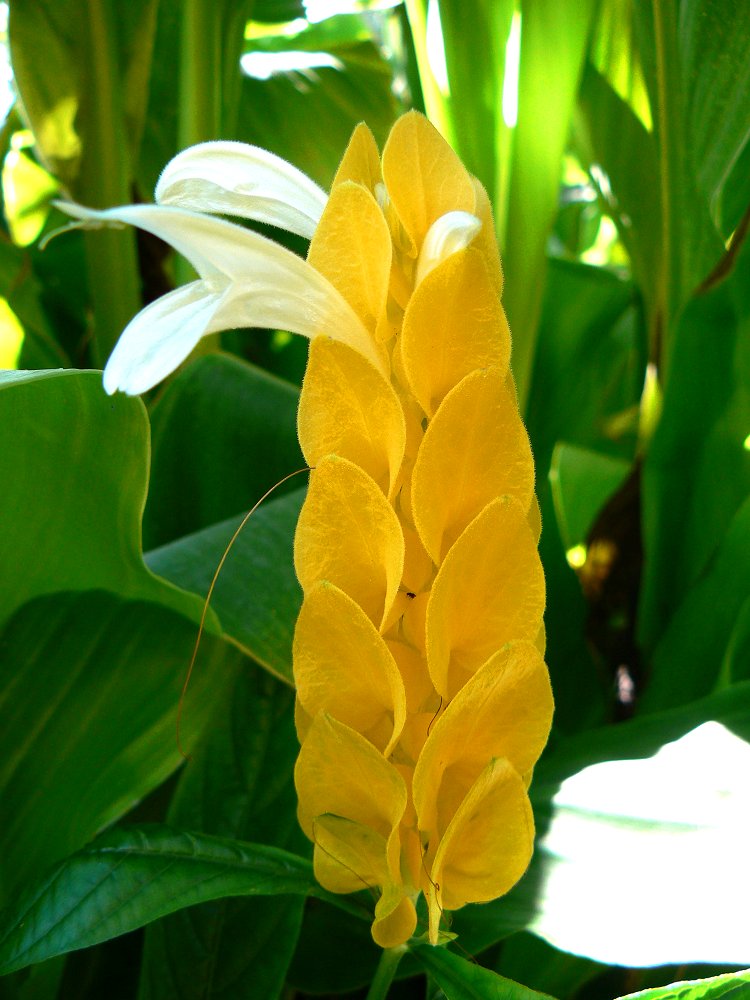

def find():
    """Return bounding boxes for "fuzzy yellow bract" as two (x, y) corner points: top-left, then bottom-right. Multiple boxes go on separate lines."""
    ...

(292, 111), (553, 948)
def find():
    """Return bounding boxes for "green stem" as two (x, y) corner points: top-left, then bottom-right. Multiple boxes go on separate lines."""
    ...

(365, 946), (407, 1000)
(81, 0), (141, 365)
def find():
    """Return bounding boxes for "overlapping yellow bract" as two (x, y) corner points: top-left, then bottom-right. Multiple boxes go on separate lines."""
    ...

(293, 111), (553, 948)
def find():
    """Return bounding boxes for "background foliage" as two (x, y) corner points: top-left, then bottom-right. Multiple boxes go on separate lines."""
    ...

(1, 1), (749, 998)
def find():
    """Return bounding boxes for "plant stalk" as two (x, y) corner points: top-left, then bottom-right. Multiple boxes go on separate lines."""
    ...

(365, 946), (407, 1000)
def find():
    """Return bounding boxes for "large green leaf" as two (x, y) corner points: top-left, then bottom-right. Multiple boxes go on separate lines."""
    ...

(0, 826), (368, 977)
(576, 60), (662, 322)
(502, 0), (598, 409)
(495, 933), (602, 1000)
(633, 0), (725, 363)
(146, 489), (304, 684)
(427, 0), (514, 200)
(139, 666), (306, 1000)
(0, 591), (241, 902)
(415, 947), (556, 1000)
(618, 969), (750, 1000)
(639, 231), (750, 653)
(680, 0), (750, 222)
(0, 369), (209, 628)
(641, 496), (750, 710)
(144, 354), (303, 549)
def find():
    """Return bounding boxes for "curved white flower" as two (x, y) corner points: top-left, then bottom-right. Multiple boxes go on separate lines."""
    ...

(57, 176), (382, 395)
(154, 140), (328, 238)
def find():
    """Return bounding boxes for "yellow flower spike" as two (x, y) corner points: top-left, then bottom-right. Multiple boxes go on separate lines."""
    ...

(331, 122), (382, 194)
(294, 581), (407, 756)
(426, 496), (546, 700)
(381, 110), (476, 257)
(294, 454), (404, 629)
(401, 248), (511, 418)
(412, 368), (535, 563)
(297, 337), (406, 497)
(412, 641), (554, 838)
(80, 109), (552, 950)
(307, 181), (392, 339)
(424, 757), (535, 945)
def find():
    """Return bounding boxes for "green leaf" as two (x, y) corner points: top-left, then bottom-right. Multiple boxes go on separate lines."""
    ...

(576, 60), (662, 321)
(495, 933), (602, 1000)
(144, 354), (303, 549)
(0, 826), (369, 977)
(642, 495), (750, 710)
(616, 968), (750, 1000)
(146, 489), (304, 684)
(432, 0), (514, 201)
(680, 0), (750, 220)
(139, 666), (306, 1000)
(639, 231), (750, 654)
(237, 33), (399, 190)
(502, 0), (598, 409)
(633, 0), (725, 363)
(550, 443), (631, 552)
(0, 369), (210, 629)
(414, 946), (557, 1000)
(0, 591), (241, 901)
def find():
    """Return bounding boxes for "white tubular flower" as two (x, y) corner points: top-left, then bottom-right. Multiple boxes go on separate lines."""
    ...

(56, 148), (383, 395)
(154, 140), (328, 238)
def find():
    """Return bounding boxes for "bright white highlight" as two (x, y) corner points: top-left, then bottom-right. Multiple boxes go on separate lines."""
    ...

(532, 723), (750, 966)
(502, 10), (522, 129)
(426, 0), (449, 96)
(240, 50), (343, 81)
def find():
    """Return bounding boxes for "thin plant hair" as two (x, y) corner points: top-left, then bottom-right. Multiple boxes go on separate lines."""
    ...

(176, 465), (313, 759)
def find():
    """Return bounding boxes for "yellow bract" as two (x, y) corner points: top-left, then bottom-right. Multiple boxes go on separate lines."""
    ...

(293, 110), (553, 948)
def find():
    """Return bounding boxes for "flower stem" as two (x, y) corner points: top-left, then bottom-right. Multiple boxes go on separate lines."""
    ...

(366, 947), (407, 1000)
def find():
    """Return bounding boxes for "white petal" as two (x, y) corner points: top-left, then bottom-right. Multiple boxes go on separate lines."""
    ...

(103, 281), (226, 395)
(60, 201), (387, 391)
(154, 140), (328, 239)
(416, 210), (482, 286)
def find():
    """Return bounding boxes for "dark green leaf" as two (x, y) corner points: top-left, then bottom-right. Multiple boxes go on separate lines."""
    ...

(146, 489), (304, 684)
(680, 0), (750, 217)
(0, 591), (240, 901)
(639, 232), (750, 654)
(576, 60), (662, 320)
(415, 946), (556, 1000)
(0, 826), (369, 976)
(144, 354), (303, 549)
(139, 666), (306, 1000)
(495, 933), (602, 1000)
(642, 496), (750, 710)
